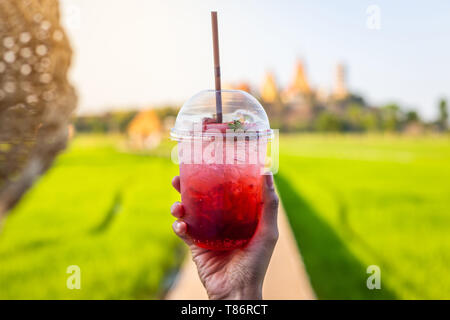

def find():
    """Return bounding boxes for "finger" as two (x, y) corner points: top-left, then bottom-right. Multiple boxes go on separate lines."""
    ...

(170, 201), (185, 218)
(250, 173), (279, 246)
(172, 176), (181, 193)
(172, 220), (194, 246)
(262, 173), (279, 228)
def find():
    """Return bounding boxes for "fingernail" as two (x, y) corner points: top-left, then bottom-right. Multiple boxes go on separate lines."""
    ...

(266, 173), (274, 188)
(170, 202), (178, 213)
(173, 221), (181, 233)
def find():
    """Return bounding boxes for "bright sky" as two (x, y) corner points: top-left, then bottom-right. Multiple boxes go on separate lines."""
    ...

(60, 0), (450, 119)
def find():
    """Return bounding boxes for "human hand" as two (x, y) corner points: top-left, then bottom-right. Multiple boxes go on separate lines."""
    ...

(170, 173), (279, 300)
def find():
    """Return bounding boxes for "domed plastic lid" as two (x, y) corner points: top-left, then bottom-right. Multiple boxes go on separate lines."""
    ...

(171, 90), (272, 140)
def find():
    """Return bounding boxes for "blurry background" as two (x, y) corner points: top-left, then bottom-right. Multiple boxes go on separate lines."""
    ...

(0, 0), (449, 299)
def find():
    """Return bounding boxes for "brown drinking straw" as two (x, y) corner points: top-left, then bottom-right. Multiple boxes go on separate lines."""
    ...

(211, 11), (223, 123)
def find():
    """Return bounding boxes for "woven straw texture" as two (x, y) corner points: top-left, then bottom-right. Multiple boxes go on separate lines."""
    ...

(0, 0), (77, 219)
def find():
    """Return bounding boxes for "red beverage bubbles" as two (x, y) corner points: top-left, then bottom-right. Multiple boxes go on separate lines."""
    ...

(179, 130), (266, 250)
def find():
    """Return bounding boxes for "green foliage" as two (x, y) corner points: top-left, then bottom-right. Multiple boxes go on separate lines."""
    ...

(314, 112), (343, 132)
(0, 135), (182, 299)
(71, 101), (426, 135)
(277, 134), (450, 299)
(345, 103), (365, 131)
(438, 98), (448, 130)
(154, 106), (179, 120)
(381, 103), (400, 132)
(74, 111), (138, 133)
(346, 94), (366, 106)
(361, 112), (379, 132)
(405, 110), (419, 123)
(73, 106), (179, 134)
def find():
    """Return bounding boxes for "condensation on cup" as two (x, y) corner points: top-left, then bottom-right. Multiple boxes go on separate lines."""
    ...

(171, 90), (274, 250)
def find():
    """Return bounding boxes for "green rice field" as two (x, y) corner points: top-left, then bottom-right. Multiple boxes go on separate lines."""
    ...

(0, 133), (449, 299)
(277, 134), (450, 299)
(0, 135), (181, 299)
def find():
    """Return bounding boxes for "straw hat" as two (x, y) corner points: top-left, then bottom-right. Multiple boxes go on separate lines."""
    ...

(0, 0), (77, 220)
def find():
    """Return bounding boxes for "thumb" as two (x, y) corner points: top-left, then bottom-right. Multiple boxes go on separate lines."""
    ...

(250, 173), (279, 245)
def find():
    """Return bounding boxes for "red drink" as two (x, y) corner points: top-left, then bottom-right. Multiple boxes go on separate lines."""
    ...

(180, 161), (263, 250)
(179, 121), (266, 250)
(171, 90), (272, 250)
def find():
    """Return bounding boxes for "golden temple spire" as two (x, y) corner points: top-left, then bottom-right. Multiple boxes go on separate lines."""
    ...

(288, 60), (311, 96)
(261, 72), (279, 103)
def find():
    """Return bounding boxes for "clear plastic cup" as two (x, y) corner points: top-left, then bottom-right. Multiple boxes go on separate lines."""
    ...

(171, 90), (273, 250)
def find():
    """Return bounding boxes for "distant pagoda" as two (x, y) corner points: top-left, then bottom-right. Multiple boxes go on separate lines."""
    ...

(284, 60), (312, 99)
(333, 63), (349, 100)
(261, 72), (279, 104)
(254, 59), (356, 130)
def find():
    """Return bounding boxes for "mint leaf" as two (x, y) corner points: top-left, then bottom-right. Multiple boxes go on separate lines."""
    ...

(228, 120), (243, 132)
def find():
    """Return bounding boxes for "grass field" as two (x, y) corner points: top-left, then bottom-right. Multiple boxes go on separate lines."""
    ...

(0, 133), (449, 299)
(0, 135), (181, 299)
(276, 134), (450, 299)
